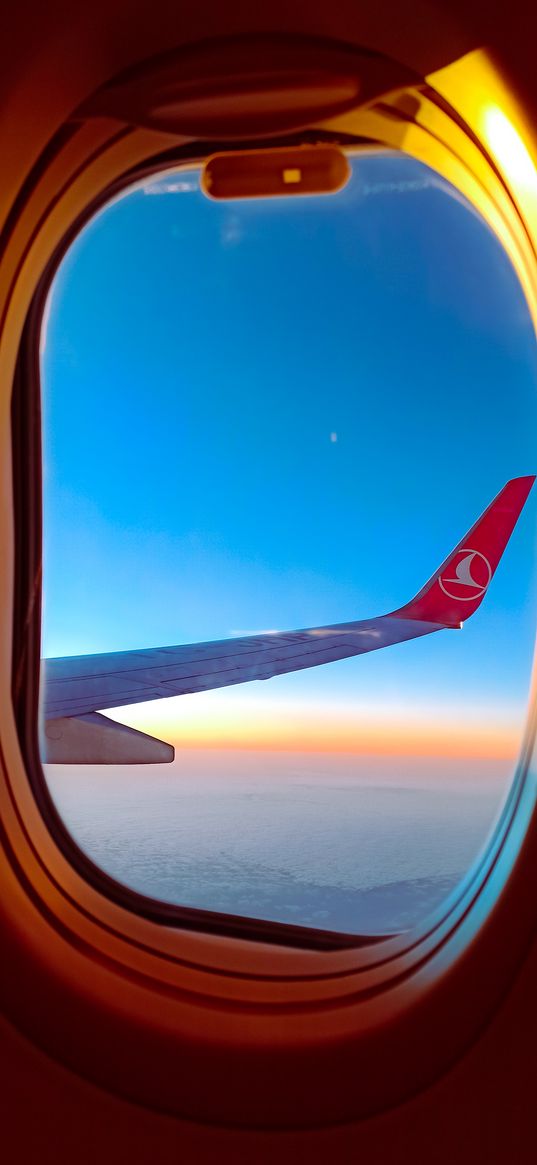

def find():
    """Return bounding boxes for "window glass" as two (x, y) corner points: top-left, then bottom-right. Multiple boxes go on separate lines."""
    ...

(39, 151), (537, 936)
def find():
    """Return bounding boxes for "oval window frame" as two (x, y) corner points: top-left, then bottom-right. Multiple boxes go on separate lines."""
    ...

(1, 43), (537, 1129)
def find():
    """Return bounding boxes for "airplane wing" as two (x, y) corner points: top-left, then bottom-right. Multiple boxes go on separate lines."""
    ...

(40, 475), (535, 763)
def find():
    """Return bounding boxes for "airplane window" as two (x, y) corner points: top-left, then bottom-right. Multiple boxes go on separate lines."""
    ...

(38, 150), (537, 939)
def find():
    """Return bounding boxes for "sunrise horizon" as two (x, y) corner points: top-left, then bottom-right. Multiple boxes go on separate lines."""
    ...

(104, 687), (527, 763)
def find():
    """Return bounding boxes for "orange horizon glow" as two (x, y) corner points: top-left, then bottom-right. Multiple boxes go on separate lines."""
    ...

(150, 726), (517, 761)
(105, 691), (524, 763)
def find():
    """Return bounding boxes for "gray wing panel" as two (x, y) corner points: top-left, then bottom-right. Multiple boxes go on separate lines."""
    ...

(42, 616), (446, 719)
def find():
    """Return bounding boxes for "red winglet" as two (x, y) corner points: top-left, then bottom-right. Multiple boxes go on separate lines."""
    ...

(392, 476), (535, 627)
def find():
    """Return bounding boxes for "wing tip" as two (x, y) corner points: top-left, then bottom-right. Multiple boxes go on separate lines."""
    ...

(392, 475), (535, 626)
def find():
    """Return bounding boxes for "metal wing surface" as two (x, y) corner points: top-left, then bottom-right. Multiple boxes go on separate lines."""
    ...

(40, 476), (534, 762)
(42, 614), (445, 720)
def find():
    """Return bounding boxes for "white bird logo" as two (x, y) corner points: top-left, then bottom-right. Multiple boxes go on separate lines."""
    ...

(439, 549), (492, 601)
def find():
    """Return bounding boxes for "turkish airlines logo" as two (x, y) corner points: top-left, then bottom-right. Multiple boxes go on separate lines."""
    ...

(438, 548), (492, 601)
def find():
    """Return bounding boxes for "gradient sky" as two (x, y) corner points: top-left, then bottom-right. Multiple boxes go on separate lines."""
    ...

(40, 150), (537, 765)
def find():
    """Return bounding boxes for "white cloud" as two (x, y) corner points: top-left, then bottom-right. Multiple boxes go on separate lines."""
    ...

(143, 178), (198, 196)
(359, 177), (437, 197)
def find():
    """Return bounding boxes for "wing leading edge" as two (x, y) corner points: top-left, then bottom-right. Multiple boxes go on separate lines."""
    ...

(41, 476), (535, 763)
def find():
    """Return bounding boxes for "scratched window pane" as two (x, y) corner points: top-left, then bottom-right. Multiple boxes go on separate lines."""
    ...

(39, 152), (537, 936)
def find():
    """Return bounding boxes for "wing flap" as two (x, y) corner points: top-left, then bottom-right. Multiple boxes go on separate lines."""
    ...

(41, 713), (175, 764)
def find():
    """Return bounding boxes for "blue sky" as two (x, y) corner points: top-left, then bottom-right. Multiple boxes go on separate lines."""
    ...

(40, 150), (537, 758)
